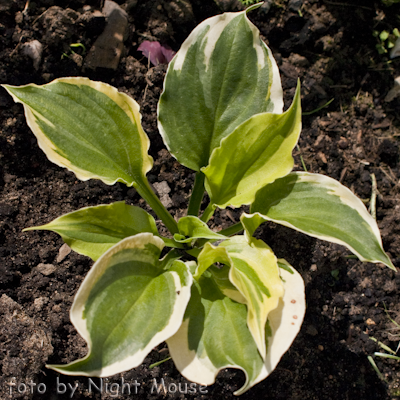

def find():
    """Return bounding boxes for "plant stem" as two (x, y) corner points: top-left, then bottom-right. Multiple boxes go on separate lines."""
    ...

(187, 172), (205, 216)
(200, 203), (215, 223)
(135, 179), (179, 235)
(218, 222), (243, 237)
(160, 237), (185, 249)
(160, 248), (182, 269)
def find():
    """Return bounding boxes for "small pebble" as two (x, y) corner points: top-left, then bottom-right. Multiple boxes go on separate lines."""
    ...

(35, 263), (57, 276)
(259, 0), (274, 14)
(310, 264), (317, 272)
(288, 0), (302, 12)
(338, 137), (348, 149)
(289, 53), (309, 68)
(306, 325), (318, 336)
(57, 243), (72, 263)
(34, 297), (49, 311)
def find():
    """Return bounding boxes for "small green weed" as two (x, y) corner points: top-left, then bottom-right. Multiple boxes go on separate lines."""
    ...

(373, 28), (400, 55)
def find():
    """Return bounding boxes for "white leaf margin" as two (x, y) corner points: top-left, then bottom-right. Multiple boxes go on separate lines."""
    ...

(249, 172), (395, 270)
(3, 77), (152, 186)
(158, 6), (283, 156)
(49, 233), (193, 376)
(171, 7), (283, 112)
(166, 262), (305, 395)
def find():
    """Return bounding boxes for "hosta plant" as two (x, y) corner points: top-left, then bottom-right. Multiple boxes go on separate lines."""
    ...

(3, 4), (394, 395)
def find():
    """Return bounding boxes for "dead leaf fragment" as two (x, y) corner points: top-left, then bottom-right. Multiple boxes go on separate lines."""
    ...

(385, 76), (400, 102)
(390, 36), (400, 59)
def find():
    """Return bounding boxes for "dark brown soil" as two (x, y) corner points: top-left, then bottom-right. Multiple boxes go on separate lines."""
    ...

(1, 0), (400, 399)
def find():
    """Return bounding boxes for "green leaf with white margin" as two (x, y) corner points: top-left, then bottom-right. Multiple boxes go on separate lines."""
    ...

(47, 233), (192, 376)
(3, 78), (152, 187)
(219, 236), (284, 358)
(194, 237), (284, 359)
(173, 216), (227, 243)
(265, 260), (305, 380)
(167, 274), (266, 395)
(202, 82), (301, 208)
(158, 4), (283, 171)
(23, 202), (159, 261)
(249, 171), (395, 270)
(194, 242), (246, 303)
(167, 260), (305, 395)
(194, 242), (232, 280)
(208, 263), (247, 304)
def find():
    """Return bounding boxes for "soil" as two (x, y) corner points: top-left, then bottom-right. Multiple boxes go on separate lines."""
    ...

(1, 0), (400, 399)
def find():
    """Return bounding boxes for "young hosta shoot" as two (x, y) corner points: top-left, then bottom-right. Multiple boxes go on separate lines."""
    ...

(3, 3), (395, 395)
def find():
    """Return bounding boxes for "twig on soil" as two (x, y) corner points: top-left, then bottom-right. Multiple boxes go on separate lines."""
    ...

(142, 52), (151, 102)
(32, 8), (51, 26)
(323, 0), (373, 10)
(379, 165), (398, 185)
(302, 98), (334, 116)
(9, 39), (23, 58)
(23, 0), (30, 15)
(339, 167), (347, 183)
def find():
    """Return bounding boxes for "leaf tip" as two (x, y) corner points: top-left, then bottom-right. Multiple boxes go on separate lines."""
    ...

(22, 224), (46, 232)
(244, 2), (264, 13)
(1, 84), (22, 103)
(22, 226), (35, 232)
(385, 258), (397, 271)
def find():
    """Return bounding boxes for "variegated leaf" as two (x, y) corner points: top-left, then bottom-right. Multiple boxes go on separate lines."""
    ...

(47, 234), (192, 376)
(167, 275), (267, 395)
(194, 242), (232, 280)
(24, 202), (158, 261)
(195, 236), (284, 359)
(194, 242), (246, 303)
(158, 6), (283, 171)
(208, 263), (247, 305)
(167, 261), (305, 395)
(173, 216), (227, 243)
(249, 172), (395, 270)
(219, 236), (284, 358)
(202, 83), (301, 208)
(3, 78), (152, 187)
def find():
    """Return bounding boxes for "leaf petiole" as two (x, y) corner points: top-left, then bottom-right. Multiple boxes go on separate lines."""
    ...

(135, 179), (179, 235)
(160, 237), (185, 249)
(218, 222), (243, 237)
(187, 172), (205, 216)
(200, 203), (216, 223)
